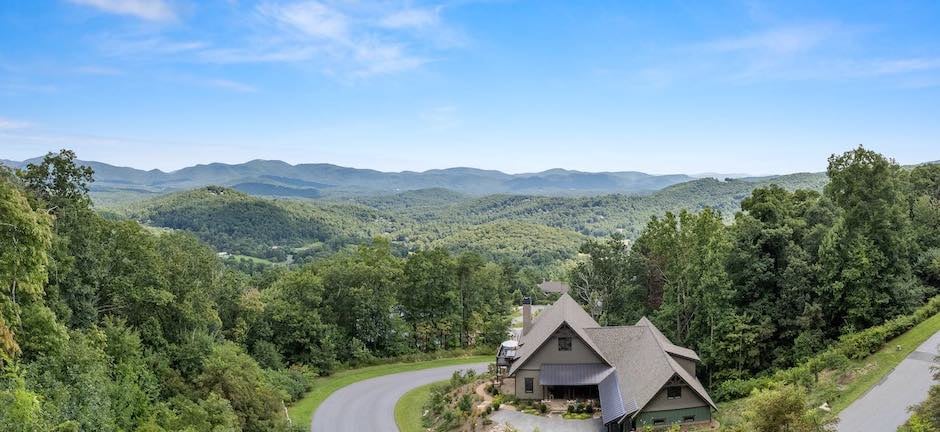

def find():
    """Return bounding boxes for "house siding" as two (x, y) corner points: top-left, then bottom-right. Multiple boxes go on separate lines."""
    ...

(526, 327), (607, 367)
(513, 326), (606, 400)
(643, 384), (708, 411)
(635, 406), (712, 427)
(514, 369), (543, 399)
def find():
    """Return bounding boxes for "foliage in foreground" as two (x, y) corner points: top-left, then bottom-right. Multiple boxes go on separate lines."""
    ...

(569, 147), (940, 389)
(0, 150), (515, 431)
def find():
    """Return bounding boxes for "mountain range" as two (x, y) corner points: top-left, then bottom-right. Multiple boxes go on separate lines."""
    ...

(1, 157), (765, 202)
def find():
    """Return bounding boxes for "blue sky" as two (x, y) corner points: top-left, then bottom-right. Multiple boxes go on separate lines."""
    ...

(1, 0), (939, 174)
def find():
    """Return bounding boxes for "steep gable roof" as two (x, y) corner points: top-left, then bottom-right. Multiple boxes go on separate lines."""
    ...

(508, 293), (607, 375)
(585, 324), (717, 422)
(636, 316), (701, 361)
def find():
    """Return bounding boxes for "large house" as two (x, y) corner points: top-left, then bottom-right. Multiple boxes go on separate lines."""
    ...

(497, 294), (716, 431)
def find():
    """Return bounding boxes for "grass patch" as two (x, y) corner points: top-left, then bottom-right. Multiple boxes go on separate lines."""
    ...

(229, 254), (282, 265)
(287, 355), (490, 430)
(395, 380), (445, 432)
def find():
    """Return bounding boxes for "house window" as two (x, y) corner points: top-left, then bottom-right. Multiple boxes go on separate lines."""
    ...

(683, 415), (696, 423)
(558, 337), (572, 351)
(652, 418), (666, 426)
(667, 386), (682, 399)
(524, 377), (534, 393)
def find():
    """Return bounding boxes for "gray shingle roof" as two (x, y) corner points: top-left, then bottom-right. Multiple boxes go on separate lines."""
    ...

(636, 316), (701, 361)
(586, 323), (717, 420)
(508, 293), (605, 375)
(506, 294), (716, 424)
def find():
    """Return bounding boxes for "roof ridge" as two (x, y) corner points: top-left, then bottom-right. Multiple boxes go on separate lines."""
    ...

(585, 325), (645, 330)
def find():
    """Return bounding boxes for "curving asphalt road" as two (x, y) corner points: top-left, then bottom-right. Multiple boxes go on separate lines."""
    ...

(311, 362), (490, 432)
(837, 329), (940, 432)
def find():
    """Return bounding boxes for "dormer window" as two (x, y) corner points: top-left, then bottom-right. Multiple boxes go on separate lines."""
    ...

(558, 336), (572, 351)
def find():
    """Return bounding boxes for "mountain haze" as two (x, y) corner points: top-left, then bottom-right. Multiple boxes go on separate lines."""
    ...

(3, 157), (703, 201)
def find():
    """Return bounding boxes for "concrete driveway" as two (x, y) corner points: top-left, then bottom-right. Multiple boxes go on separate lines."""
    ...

(311, 362), (489, 432)
(490, 410), (604, 432)
(837, 330), (940, 432)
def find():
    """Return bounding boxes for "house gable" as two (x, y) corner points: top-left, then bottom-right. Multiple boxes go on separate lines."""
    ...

(515, 323), (608, 371)
(642, 374), (709, 412)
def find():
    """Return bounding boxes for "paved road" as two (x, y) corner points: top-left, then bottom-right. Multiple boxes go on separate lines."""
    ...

(311, 362), (489, 432)
(837, 330), (940, 432)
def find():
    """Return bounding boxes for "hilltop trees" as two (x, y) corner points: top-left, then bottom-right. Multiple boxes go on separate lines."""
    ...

(819, 147), (919, 332)
(573, 146), (939, 384)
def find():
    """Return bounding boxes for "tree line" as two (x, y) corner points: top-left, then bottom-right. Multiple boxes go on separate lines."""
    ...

(570, 146), (940, 386)
(0, 150), (516, 431)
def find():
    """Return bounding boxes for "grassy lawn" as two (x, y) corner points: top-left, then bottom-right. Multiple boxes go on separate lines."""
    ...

(395, 380), (446, 432)
(717, 311), (940, 426)
(287, 355), (491, 430)
(230, 254), (282, 266)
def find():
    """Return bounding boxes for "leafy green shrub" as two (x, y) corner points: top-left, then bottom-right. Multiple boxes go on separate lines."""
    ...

(716, 294), (940, 402)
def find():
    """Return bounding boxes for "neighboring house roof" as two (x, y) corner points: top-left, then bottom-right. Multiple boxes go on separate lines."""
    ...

(508, 293), (606, 375)
(507, 294), (716, 424)
(538, 280), (570, 294)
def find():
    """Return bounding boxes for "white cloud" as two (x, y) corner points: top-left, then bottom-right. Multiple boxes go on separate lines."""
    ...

(253, 1), (434, 76)
(702, 24), (835, 55)
(419, 105), (459, 129)
(202, 78), (257, 93)
(81, 1), (462, 78)
(259, 1), (349, 41)
(866, 58), (940, 76)
(68, 0), (176, 22)
(0, 117), (32, 130)
(353, 39), (429, 76)
(379, 7), (441, 30)
(74, 65), (123, 75)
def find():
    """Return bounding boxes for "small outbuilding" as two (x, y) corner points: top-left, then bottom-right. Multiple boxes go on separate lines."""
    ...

(538, 280), (570, 295)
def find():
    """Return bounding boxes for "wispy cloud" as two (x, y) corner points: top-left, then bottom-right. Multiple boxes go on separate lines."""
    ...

(259, 1), (350, 41)
(81, 1), (460, 78)
(419, 105), (459, 129)
(631, 21), (940, 86)
(74, 65), (123, 76)
(201, 78), (257, 93)
(701, 24), (836, 55)
(0, 117), (33, 130)
(379, 7), (441, 30)
(253, 1), (435, 76)
(68, 0), (176, 22)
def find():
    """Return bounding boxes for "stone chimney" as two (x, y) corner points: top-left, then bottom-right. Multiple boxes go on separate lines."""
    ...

(522, 297), (532, 336)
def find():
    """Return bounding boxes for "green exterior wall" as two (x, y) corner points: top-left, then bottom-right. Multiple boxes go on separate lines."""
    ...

(634, 406), (712, 428)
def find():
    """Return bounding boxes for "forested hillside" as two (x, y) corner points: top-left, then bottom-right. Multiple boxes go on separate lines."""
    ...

(3, 147), (938, 431)
(0, 151), (519, 432)
(121, 186), (385, 259)
(1, 157), (703, 201)
(116, 169), (827, 269)
(567, 147), (940, 398)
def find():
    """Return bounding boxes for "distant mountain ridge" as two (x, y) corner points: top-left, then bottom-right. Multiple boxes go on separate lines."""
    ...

(2, 157), (712, 199)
